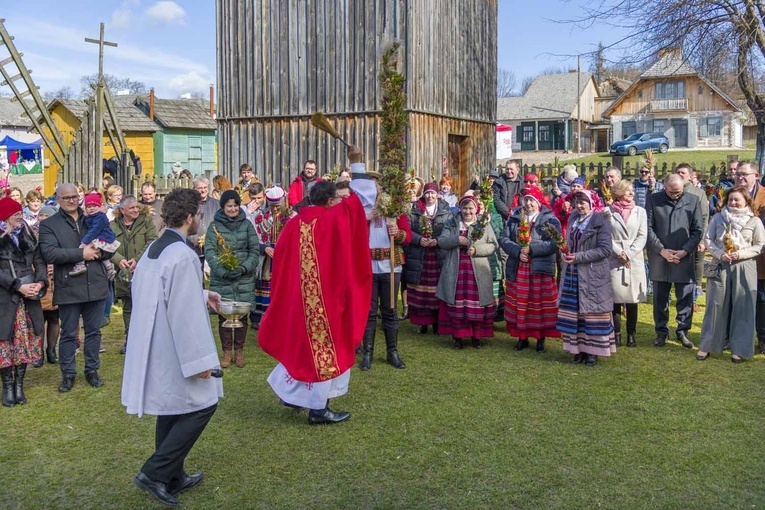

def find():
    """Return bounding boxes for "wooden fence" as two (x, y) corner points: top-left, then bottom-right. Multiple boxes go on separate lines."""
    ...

(518, 160), (729, 185)
(128, 174), (195, 198)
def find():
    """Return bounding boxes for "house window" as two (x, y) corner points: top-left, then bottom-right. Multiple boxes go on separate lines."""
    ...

(700, 116), (722, 137)
(522, 125), (534, 142)
(623, 121), (637, 137)
(698, 86), (704, 95)
(538, 125), (550, 142)
(653, 119), (667, 133)
(654, 81), (686, 99)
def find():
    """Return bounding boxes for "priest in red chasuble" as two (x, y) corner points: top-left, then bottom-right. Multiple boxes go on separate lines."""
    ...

(258, 146), (375, 425)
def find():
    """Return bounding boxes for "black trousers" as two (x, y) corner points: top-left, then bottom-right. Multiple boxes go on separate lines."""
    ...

(141, 404), (217, 484)
(612, 303), (638, 335)
(366, 272), (400, 332)
(652, 281), (694, 338)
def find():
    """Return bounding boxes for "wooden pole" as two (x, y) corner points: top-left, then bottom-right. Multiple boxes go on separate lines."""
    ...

(577, 55), (581, 154)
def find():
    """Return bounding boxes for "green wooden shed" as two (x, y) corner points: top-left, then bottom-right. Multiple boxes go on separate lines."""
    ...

(134, 94), (217, 176)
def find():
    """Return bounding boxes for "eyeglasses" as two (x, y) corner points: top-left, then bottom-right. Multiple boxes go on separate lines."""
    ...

(640, 170), (651, 174)
(57, 195), (79, 202)
(735, 172), (756, 178)
(665, 189), (683, 198)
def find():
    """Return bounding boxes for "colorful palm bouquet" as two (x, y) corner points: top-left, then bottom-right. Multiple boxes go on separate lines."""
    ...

(419, 214), (433, 238)
(542, 222), (569, 254)
(212, 225), (239, 270)
(517, 209), (531, 248)
(723, 223), (736, 254)
(469, 173), (493, 244)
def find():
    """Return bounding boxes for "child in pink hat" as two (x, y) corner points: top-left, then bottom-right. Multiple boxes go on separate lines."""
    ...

(70, 192), (119, 277)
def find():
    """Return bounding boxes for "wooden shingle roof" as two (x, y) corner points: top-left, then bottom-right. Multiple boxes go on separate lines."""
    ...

(0, 96), (33, 127)
(497, 72), (595, 121)
(47, 98), (160, 132)
(134, 97), (217, 130)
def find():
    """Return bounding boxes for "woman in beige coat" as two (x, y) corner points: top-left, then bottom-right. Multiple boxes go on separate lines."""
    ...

(607, 180), (647, 347)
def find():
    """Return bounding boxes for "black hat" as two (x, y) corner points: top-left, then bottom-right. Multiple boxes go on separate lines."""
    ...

(219, 189), (241, 208)
(488, 170), (500, 179)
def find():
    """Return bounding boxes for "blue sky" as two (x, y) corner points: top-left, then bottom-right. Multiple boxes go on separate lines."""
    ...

(0, 1), (616, 100)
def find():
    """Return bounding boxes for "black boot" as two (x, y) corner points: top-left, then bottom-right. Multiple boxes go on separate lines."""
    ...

(308, 400), (350, 425)
(536, 338), (546, 353)
(472, 338), (482, 349)
(46, 347), (58, 364)
(453, 337), (463, 349)
(626, 333), (636, 347)
(612, 309), (622, 347)
(32, 353), (44, 368)
(514, 339), (529, 351)
(384, 329), (406, 369)
(758, 337), (765, 355)
(14, 364), (27, 405)
(432, 323), (438, 335)
(614, 333), (622, 347)
(1, 366), (15, 407)
(359, 327), (374, 371)
(418, 325), (428, 334)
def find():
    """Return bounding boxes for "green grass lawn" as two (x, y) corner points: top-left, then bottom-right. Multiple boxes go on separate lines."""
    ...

(4, 295), (765, 509)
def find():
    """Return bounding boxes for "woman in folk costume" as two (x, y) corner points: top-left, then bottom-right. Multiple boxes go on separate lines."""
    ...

(557, 189), (615, 366)
(251, 186), (290, 330)
(552, 176), (585, 236)
(436, 193), (498, 349)
(500, 186), (561, 353)
(399, 175), (425, 320)
(403, 182), (451, 334)
(204, 190), (260, 369)
(0, 196), (46, 407)
(606, 180), (647, 348)
(697, 185), (765, 362)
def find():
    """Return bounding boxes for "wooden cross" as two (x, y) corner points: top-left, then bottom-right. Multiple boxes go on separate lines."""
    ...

(84, 22), (118, 79)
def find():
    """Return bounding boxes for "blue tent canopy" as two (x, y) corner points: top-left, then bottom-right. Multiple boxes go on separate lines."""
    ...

(0, 135), (43, 151)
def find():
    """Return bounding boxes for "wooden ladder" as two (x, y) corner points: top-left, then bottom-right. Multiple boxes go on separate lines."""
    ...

(0, 18), (69, 169)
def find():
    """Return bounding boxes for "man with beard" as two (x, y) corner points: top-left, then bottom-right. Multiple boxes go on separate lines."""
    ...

(122, 188), (223, 506)
(288, 159), (318, 207)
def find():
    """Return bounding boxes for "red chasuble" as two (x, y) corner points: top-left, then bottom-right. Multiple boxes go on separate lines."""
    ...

(258, 194), (372, 383)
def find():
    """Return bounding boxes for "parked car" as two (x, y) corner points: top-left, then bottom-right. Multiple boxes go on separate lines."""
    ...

(610, 132), (669, 156)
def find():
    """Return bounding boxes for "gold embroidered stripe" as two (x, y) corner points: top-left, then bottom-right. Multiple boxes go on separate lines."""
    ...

(298, 219), (339, 381)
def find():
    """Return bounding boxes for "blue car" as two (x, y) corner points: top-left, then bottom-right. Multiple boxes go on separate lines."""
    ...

(610, 132), (669, 156)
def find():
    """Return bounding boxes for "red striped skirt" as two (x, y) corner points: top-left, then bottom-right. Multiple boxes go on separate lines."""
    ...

(438, 251), (495, 338)
(408, 248), (440, 325)
(505, 259), (561, 340)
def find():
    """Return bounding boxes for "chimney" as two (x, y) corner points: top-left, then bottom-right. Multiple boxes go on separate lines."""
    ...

(149, 88), (155, 121)
(209, 84), (214, 118)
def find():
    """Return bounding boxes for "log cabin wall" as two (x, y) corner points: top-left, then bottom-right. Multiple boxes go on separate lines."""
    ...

(609, 76), (736, 116)
(216, 0), (497, 184)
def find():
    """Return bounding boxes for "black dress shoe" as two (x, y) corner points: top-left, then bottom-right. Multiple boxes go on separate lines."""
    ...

(134, 472), (178, 506)
(571, 353), (585, 364)
(419, 325), (428, 334)
(514, 339), (529, 351)
(32, 357), (44, 368)
(654, 337), (667, 347)
(308, 408), (351, 425)
(585, 354), (598, 366)
(626, 333), (636, 347)
(85, 371), (104, 388)
(46, 348), (58, 364)
(536, 338), (545, 353)
(58, 375), (75, 393)
(168, 472), (203, 496)
(677, 332), (694, 349)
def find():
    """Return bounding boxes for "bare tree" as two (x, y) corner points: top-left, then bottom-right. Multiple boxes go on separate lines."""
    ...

(497, 68), (518, 97)
(563, 0), (765, 170)
(80, 74), (147, 98)
(43, 86), (75, 101)
(589, 41), (607, 84)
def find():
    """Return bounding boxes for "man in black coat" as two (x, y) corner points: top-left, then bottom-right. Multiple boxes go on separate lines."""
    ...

(493, 160), (523, 222)
(646, 174), (704, 349)
(39, 183), (114, 392)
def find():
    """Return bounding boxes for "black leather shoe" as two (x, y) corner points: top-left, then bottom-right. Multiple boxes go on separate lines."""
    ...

(58, 375), (75, 393)
(32, 357), (44, 368)
(359, 353), (371, 371)
(387, 351), (406, 369)
(677, 332), (694, 349)
(654, 337), (667, 347)
(614, 333), (622, 347)
(119, 343), (127, 355)
(626, 333), (636, 347)
(472, 338), (482, 349)
(168, 472), (203, 496)
(585, 354), (598, 366)
(46, 348), (58, 364)
(453, 337), (463, 349)
(571, 353), (585, 364)
(85, 371), (104, 388)
(134, 472), (178, 506)
(308, 408), (351, 425)
(536, 338), (545, 353)
(514, 339), (529, 351)
(419, 325), (428, 334)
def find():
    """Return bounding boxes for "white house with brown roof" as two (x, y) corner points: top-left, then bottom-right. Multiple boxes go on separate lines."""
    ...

(604, 49), (744, 149)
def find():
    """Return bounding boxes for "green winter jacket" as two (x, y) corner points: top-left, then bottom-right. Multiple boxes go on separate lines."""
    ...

(110, 208), (158, 298)
(204, 208), (260, 306)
